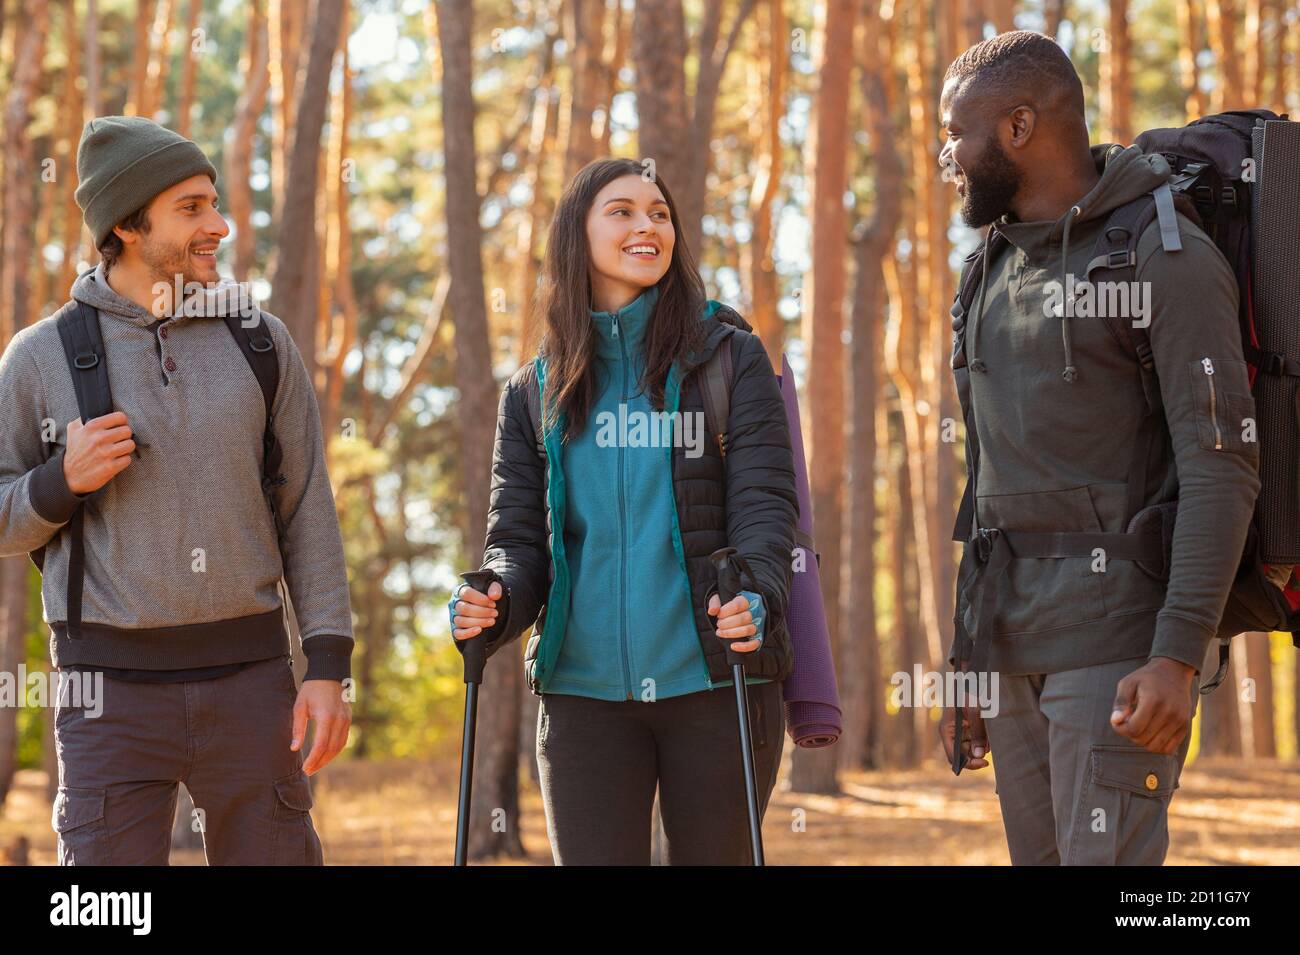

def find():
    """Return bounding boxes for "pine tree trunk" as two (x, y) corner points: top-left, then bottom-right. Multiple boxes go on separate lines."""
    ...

(434, 0), (524, 860)
(58, 0), (85, 298)
(1199, 640), (1243, 756)
(1100, 0), (1132, 144)
(746, 0), (786, 365)
(226, 0), (268, 283)
(1178, 0), (1207, 120)
(1206, 0), (1243, 111)
(128, 0), (155, 116)
(141, 0), (174, 119)
(789, 0), (855, 796)
(1242, 632), (1275, 757)
(631, 0), (690, 234)
(268, 0), (345, 374)
(843, 0), (902, 771)
(562, 0), (607, 177)
(176, 0), (203, 137)
(0, 0), (45, 801)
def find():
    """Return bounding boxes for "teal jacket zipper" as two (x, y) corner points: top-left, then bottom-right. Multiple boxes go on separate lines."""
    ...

(614, 314), (635, 699)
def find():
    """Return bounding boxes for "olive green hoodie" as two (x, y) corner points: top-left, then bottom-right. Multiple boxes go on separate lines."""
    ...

(952, 143), (1260, 676)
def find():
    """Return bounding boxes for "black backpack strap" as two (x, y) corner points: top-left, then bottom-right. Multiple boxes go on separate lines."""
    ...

(57, 300), (114, 421)
(700, 336), (734, 458)
(1085, 192), (1177, 525)
(521, 366), (545, 458)
(221, 312), (286, 539)
(52, 301), (113, 640)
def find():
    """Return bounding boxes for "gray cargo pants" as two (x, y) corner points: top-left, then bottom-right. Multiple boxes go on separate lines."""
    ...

(983, 656), (1199, 865)
(52, 655), (323, 866)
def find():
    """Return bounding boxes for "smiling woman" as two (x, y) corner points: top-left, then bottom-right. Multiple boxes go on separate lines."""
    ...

(449, 156), (799, 865)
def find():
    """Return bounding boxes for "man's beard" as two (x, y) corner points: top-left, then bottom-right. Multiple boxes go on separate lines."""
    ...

(137, 236), (212, 314)
(139, 236), (203, 283)
(959, 135), (1022, 228)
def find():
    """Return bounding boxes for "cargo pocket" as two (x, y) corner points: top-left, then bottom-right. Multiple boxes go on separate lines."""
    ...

(975, 485), (1107, 634)
(1067, 745), (1178, 865)
(1187, 358), (1258, 462)
(270, 771), (322, 866)
(52, 786), (111, 866)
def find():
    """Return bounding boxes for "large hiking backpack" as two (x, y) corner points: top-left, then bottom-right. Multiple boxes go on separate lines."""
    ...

(951, 109), (1300, 696)
(31, 298), (288, 640)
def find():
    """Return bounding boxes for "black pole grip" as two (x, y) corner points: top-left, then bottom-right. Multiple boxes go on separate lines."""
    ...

(458, 570), (499, 685)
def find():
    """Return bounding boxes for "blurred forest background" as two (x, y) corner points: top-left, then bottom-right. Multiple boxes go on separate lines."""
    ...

(0, 0), (1297, 864)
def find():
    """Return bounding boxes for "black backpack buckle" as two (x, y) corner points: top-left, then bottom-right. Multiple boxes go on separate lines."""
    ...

(975, 527), (1002, 563)
(73, 353), (99, 370)
(250, 336), (274, 353)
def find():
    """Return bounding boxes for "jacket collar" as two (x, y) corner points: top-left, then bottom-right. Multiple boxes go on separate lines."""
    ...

(589, 284), (659, 360)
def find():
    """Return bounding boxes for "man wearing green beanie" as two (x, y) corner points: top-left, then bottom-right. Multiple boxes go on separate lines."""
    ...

(0, 116), (354, 865)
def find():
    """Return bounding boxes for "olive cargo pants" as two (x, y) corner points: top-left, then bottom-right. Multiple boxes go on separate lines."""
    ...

(984, 656), (1200, 865)
(52, 655), (324, 866)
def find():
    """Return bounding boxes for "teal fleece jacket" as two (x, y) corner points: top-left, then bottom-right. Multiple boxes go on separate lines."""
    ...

(549, 286), (766, 701)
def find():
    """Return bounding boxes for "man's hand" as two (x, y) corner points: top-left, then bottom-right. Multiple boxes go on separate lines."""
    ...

(64, 412), (134, 494)
(940, 674), (990, 771)
(291, 679), (352, 775)
(1111, 657), (1197, 754)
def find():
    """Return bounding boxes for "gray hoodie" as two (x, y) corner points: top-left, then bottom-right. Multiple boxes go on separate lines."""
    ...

(0, 264), (353, 680)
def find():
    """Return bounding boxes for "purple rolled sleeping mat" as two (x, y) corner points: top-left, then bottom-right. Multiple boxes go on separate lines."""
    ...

(777, 354), (842, 747)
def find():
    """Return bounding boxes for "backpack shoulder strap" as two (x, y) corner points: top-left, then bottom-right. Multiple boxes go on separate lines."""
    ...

(1084, 189), (1188, 525)
(55, 300), (113, 422)
(221, 312), (279, 422)
(49, 300), (113, 637)
(521, 362), (545, 458)
(221, 312), (287, 537)
(700, 335), (734, 458)
(1084, 193), (1162, 397)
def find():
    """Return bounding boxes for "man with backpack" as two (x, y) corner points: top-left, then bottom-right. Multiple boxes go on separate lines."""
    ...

(0, 116), (354, 864)
(936, 32), (1261, 865)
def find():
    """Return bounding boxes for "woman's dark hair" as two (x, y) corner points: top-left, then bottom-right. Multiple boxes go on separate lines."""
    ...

(96, 203), (153, 273)
(534, 157), (707, 441)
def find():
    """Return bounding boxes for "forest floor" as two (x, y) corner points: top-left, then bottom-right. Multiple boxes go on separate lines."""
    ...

(3, 753), (1297, 866)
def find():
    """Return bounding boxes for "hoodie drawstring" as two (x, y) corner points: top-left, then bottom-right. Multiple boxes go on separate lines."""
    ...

(1059, 205), (1082, 383)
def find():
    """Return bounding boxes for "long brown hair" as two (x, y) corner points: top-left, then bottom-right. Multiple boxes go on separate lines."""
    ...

(533, 158), (707, 441)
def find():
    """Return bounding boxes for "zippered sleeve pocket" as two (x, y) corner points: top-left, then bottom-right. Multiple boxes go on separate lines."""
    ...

(1187, 357), (1258, 463)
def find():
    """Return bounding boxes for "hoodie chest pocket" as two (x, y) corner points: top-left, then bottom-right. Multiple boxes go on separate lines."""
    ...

(1187, 358), (1259, 464)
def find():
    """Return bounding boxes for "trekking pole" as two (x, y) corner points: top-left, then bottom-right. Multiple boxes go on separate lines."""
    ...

(710, 547), (764, 866)
(454, 569), (497, 866)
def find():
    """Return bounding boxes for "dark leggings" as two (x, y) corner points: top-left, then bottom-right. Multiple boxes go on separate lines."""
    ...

(535, 681), (785, 865)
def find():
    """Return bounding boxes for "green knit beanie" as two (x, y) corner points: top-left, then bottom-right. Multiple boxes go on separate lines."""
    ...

(74, 116), (219, 248)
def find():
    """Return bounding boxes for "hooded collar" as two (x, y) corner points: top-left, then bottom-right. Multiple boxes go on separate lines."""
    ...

(589, 283), (660, 360)
(70, 261), (257, 328)
(966, 143), (1172, 384)
(994, 143), (1172, 262)
(70, 262), (158, 327)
